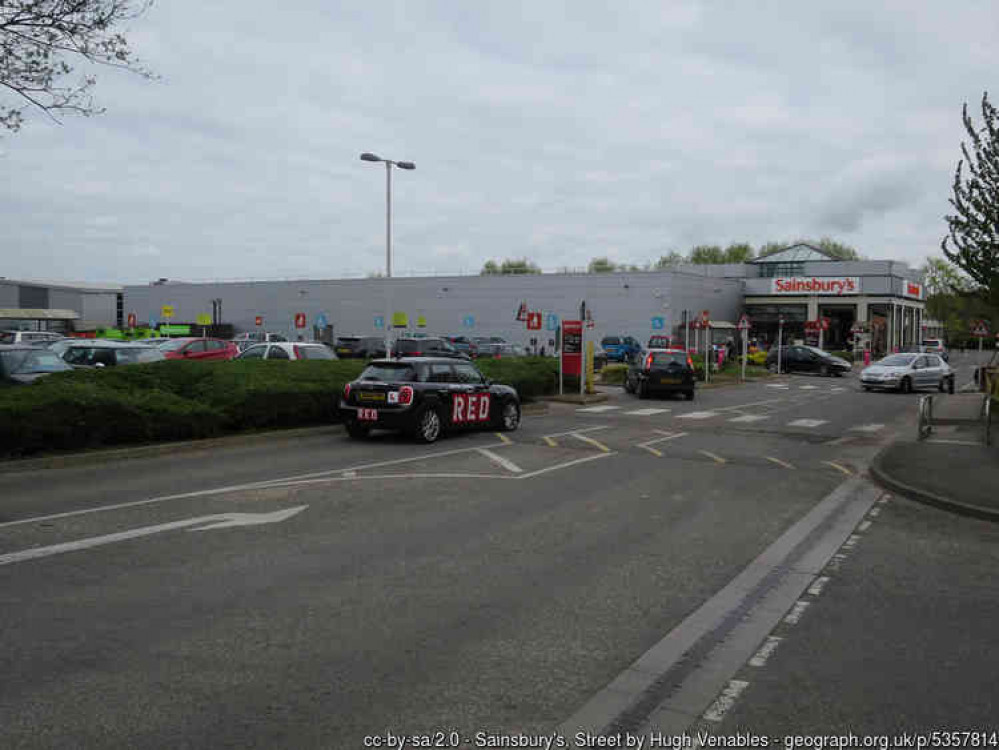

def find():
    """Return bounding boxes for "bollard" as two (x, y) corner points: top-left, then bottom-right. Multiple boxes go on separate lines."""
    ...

(864, 350), (871, 366)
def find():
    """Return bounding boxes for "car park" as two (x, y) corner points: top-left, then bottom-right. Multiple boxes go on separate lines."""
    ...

(158, 337), (239, 361)
(0, 330), (66, 346)
(233, 332), (288, 352)
(445, 336), (479, 358)
(860, 353), (954, 393)
(765, 345), (851, 376)
(624, 348), (696, 400)
(339, 357), (520, 443)
(394, 337), (468, 359)
(920, 339), (949, 362)
(472, 336), (507, 349)
(601, 335), (642, 362)
(235, 342), (335, 360)
(479, 342), (528, 358)
(61, 341), (166, 368)
(0, 344), (74, 384)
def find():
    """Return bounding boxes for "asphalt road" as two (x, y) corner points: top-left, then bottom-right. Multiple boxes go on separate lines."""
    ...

(0, 361), (991, 749)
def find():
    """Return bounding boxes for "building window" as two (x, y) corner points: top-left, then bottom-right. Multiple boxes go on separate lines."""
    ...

(116, 293), (124, 328)
(759, 262), (806, 278)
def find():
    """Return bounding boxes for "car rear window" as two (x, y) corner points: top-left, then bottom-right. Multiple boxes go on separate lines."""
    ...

(359, 363), (418, 383)
(651, 352), (688, 367)
(922, 340), (942, 348)
(880, 354), (917, 366)
(602, 337), (621, 345)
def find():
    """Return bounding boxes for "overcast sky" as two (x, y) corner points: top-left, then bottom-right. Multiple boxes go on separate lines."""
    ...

(2, 1), (997, 285)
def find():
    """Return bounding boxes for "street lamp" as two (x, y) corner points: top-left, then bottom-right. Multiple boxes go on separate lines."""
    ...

(360, 152), (415, 358)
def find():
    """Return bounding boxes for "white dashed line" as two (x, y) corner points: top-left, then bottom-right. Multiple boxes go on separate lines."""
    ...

(788, 419), (828, 428)
(783, 600), (811, 625)
(729, 414), (769, 423)
(625, 408), (671, 416)
(576, 405), (621, 413)
(799, 385), (820, 390)
(571, 432), (612, 453)
(807, 576), (830, 597)
(766, 384), (790, 389)
(676, 411), (719, 420)
(823, 461), (854, 476)
(831, 387), (846, 392)
(849, 423), (885, 433)
(702, 680), (750, 722)
(842, 533), (862, 550)
(765, 456), (795, 470)
(858, 520), (872, 532)
(699, 450), (727, 465)
(868, 507), (881, 518)
(475, 448), (523, 474)
(748, 636), (783, 668)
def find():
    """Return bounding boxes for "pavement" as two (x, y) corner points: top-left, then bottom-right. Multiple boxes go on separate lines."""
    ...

(870, 389), (999, 520)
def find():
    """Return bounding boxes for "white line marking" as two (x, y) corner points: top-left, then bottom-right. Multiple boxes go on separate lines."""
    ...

(823, 460), (853, 476)
(476, 448), (523, 474)
(702, 679), (750, 722)
(516, 451), (614, 479)
(807, 576), (830, 597)
(925, 439), (984, 446)
(831, 387), (846, 392)
(799, 385), (819, 390)
(842, 533), (862, 549)
(494, 433), (513, 445)
(868, 507), (881, 518)
(542, 425), (610, 439)
(571, 432), (611, 452)
(748, 636), (782, 668)
(0, 506), (308, 566)
(576, 405), (621, 413)
(625, 408), (671, 416)
(788, 419), (828, 428)
(783, 600), (811, 625)
(341, 470), (357, 479)
(699, 450), (727, 465)
(858, 520), (872, 532)
(676, 410), (719, 420)
(713, 399), (786, 413)
(766, 384), (790, 389)
(729, 414), (769, 423)
(639, 445), (663, 457)
(765, 456), (795, 470)
(637, 431), (688, 447)
(849, 423), (885, 433)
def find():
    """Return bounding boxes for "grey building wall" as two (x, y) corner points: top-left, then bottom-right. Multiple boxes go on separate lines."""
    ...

(81, 292), (119, 326)
(0, 281), (18, 307)
(124, 271), (745, 345)
(49, 288), (85, 312)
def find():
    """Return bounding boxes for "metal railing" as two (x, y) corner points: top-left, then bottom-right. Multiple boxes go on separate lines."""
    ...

(917, 394), (934, 441)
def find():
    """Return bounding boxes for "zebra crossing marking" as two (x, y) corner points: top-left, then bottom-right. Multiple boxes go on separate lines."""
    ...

(625, 407), (671, 416)
(787, 419), (828, 428)
(729, 414), (769, 423)
(576, 405), (621, 413)
(849, 424), (885, 433)
(676, 411), (719, 420)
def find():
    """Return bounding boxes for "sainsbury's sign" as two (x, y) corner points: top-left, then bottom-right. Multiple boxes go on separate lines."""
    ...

(770, 277), (860, 296)
(903, 281), (923, 300)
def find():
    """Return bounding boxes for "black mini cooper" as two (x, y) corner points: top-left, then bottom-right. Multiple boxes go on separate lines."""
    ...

(338, 357), (521, 443)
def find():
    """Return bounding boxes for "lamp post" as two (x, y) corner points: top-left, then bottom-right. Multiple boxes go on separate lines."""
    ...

(360, 152), (415, 357)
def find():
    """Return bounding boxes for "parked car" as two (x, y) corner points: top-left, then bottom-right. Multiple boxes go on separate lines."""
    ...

(132, 337), (171, 347)
(480, 343), (528, 358)
(860, 353), (954, 393)
(765, 345), (851, 376)
(647, 334), (674, 349)
(0, 330), (66, 346)
(445, 336), (479, 358)
(233, 332), (288, 352)
(158, 337), (239, 361)
(472, 336), (507, 349)
(334, 335), (364, 358)
(624, 349), (696, 400)
(601, 335), (642, 363)
(234, 342), (335, 360)
(61, 341), (166, 368)
(0, 344), (74, 384)
(338, 357), (520, 443)
(394, 337), (468, 359)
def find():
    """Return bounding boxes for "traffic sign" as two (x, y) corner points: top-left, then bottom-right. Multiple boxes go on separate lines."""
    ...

(737, 314), (750, 330)
(462, 314), (475, 329)
(416, 315), (427, 328)
(255, 316), (263, 327)
(972, 319), (990, 337)
(545, 313), (559, 331)
(315, 312), (329, 329)
(294, 313), (307, 329)
(373, 315), (384, 329)
(526, 311), (542, 330)
(651, 316), (665, 330)
(196, 314), (212, 326)
(161, 305), (174, 320)
(126, 312), (137, 328)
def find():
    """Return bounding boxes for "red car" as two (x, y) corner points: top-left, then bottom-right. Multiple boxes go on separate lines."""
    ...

(158, 337), (239, 361)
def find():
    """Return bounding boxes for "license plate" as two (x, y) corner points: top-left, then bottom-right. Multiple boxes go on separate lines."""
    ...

(358, 391), (386, 401)
(358, 408), (378, 421)
(659, 377), (680, 384)
(337, 348), (352, 355)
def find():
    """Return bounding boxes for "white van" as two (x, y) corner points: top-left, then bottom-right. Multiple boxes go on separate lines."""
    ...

(0, 330), (65, 345)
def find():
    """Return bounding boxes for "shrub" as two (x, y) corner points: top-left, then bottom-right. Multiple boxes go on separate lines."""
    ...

(599, 364), (628, 385)
(477, 357), (558, 401)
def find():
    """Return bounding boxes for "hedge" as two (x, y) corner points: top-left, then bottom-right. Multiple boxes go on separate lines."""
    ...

(599, 364), (628, 385)
(0, 357), (560, 458)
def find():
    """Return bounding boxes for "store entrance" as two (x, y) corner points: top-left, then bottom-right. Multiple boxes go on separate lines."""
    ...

(817, 305), (856, 352)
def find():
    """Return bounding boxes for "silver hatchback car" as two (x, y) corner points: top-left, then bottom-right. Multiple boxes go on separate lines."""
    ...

(860, 353), (954, 394)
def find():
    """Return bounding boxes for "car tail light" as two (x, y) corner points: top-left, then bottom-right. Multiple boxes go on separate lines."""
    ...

(399, 386), (414, 405)
(687, 356), (694, 368)
(343, 383), (351, 400)
(645, 353), (654, 370)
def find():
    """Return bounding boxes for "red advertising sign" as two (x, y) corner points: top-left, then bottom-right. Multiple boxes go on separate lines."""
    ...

(126, 313), (137, 328)
(451, 392), (491, 424)
(904, 281), (923, 300)
(515, 302), (528, 321)
(526, 311), (542, 330)
(255, 316), (263, 327)
(561, 320), (583, 376)
(294, 313), (307, 329)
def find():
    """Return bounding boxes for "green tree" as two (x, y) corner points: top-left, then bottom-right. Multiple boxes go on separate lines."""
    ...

(1, 0), (156, 133)
(942, 91), (999, 310)
(757, 241), (788, 259)
(688, 245), (725, 264)
(480, 258), (540, 275)
(920, 257), (971, 297)
(587, 257), (616, 273)
(653, 251), (685, 269)
(723, 242), (755, 262)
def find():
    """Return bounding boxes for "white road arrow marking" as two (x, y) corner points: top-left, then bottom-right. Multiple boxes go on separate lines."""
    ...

(0, 506), (308, 567)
